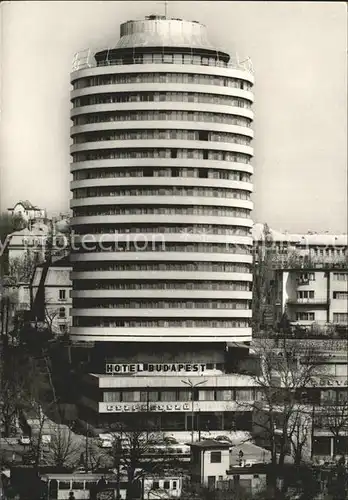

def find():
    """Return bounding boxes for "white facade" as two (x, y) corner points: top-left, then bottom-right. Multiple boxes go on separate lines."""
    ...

(70, 15), (254, 343)
(279, 269), (348, 329)
(31, 258), (72, 335)
(7, 200), (46, 224)
(8, 223), (49, 263)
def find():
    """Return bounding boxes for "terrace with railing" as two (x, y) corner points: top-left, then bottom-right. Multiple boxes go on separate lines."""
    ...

(72, 49), (254, 73)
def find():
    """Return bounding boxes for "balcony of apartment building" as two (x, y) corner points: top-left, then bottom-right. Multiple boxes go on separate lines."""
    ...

(286, 297), (329, 306)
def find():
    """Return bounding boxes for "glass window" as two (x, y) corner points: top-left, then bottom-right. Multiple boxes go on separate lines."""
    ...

(211, 451), (221, 463)
(122, 391), (140, 402)
(235, 389), (253, 401)
(59, 289), (66, 300)
(59, 482), (71, 490)
(72, 482), (84, 489)
(161, 391), (177, 402)
(163, 481), (170, 490)
(199, 390), (215, 401)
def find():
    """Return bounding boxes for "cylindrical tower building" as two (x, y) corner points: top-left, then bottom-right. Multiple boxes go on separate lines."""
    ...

(70, 15), (254, 345)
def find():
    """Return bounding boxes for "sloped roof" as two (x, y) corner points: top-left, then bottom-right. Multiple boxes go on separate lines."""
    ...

(15, 200), (40, 210)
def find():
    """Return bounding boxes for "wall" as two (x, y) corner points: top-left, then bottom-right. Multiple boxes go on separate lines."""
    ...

(202, 448), (230, 485)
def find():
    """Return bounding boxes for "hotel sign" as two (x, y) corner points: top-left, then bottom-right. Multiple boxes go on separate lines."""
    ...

(105, 363), (206, 375)
(102, 403), (191, 413)
(311, 378), (348, 387)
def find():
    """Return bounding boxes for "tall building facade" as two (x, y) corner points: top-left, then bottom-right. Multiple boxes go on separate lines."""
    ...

(69, 15), (256, 438)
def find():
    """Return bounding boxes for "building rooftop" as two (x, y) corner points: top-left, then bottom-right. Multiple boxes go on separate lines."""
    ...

(252, 223), (347, 246)
(114, 16), (216, 51)
(8, 200), (41, 211)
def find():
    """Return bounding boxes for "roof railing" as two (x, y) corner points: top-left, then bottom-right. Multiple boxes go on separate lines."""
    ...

(72, 50), (254, 74)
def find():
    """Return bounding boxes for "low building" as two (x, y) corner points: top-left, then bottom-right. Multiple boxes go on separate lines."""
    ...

(190, 439), (268, 494)
(8, 222), (49, 263)
(31, 256), (72, 336)
(40, 471), (183, 500)
(70, 339), (263, 441)
(7, 200), (47, 225)
(251, 339), (348, 461)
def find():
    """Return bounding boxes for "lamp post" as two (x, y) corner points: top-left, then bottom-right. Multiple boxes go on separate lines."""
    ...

(181, 379), (207, 443)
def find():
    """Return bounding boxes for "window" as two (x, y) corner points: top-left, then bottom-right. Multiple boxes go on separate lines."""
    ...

(211, 451), (221, 463)
(333, 291), (348, 299)
(103, 391), (121, 402)
(72, 482), (84, 489)
(235, 389), (253, 401)
(172, 481), (177, 490)
(333, 273), (348, 281)
(333, 313), (348, 324)
(296, 312), (315, 321)
(163, 481), (170, 490)
(298, 273), (315, 282)
(152, 482), (160, 490)
(59, 307), (66, 318)
(59, 482), (71, 490)
(297, 290), (315, 299)
(59, 289), (66, 300)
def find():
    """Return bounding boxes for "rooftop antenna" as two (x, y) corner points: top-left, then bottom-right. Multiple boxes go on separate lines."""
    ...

(157, 1), (168, 18)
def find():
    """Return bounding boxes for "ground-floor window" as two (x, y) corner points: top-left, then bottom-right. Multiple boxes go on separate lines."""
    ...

(77, 408), (252, 433)
(312, 437), (331, 456)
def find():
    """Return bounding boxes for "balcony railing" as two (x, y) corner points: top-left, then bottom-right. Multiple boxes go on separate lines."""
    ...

(72, 50), (254, 73)
(287, 298), (329, 305)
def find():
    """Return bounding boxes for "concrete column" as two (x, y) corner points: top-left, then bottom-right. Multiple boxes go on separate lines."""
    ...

(330, 437), (334, 457)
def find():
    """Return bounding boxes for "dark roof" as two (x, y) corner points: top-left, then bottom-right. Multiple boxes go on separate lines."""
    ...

(190, 440), (231, 450)
(16, 200), (40, 210)
(51, 255), (71, 267)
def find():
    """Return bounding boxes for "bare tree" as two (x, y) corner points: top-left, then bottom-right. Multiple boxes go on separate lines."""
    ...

(289, 410), (312, 465)
(46, 424), (82, 468)
(241, 338), (326, 491)
(320, 399), (348, 457)
(252, 223), (277, 333)
(103, 424), (172, 500)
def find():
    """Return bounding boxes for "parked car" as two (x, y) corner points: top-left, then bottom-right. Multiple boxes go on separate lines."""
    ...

(18, 436), (31, 446)
(97, 438), (113, 448)
(215, 435), (232, 443)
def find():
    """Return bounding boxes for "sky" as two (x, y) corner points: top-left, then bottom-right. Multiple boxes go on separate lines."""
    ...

(0, 0), (347, 233)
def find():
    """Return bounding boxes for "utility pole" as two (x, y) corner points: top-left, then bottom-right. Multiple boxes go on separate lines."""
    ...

(85, 421), (89, 472)
(181, 379), (207, 442)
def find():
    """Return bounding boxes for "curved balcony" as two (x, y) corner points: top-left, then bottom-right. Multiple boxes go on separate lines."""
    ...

(70, 177), (253, 192)
(70, 252), (253, 263)
(70, 215), (254, 227)
(70, 84), (254, 102)
(69, 326), (252, 343)
(70, 158), (254, 174)
(71, 271), (252, 281)
(72, 290), (253, 300)
(71, 102), (254, 120)
(70, 139), (254, 156)
(71, 63), (254, 83)
(287, 298), (329, 305)
(72, 308), (252, 318)
(70, 196), (253, 211)
(71, 122), (254, 138)
(71, 234), (253, 246)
